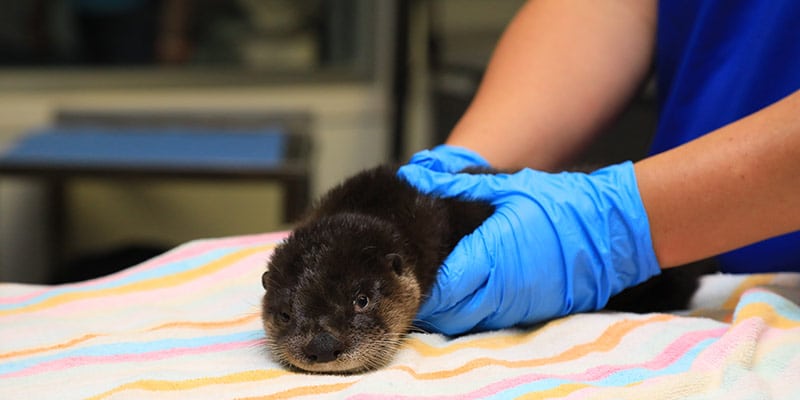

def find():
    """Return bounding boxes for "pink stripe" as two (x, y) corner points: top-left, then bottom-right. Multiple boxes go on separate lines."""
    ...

(351, 327), (727, 400)
(2, 339), (262, 379)
(565, 327), (726, 378)
(27, 248), (268, 317)
(0, 232), (288, 305)
(689, 317), (765, 372)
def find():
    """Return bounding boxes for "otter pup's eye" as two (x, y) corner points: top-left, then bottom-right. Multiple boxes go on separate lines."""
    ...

(354, 294), (370, 312)
(275, 311), (291, 324)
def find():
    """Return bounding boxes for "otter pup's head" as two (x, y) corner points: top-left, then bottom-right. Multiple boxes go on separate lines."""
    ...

(261, 213), (421, 374)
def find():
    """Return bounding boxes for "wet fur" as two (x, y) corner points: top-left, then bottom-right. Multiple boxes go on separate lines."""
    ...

(261, 165), (714, 374)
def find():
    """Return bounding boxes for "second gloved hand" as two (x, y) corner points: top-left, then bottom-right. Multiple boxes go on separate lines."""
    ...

(398, 161), (661, 335)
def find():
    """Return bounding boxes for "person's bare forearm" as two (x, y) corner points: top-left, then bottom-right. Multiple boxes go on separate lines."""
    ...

(446, 0), (657, 170)
(636, 89), (800, 268)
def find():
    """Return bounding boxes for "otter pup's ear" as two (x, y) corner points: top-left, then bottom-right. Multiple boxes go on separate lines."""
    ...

(386, 253), (404, 276)
(261, 270), (270, 290)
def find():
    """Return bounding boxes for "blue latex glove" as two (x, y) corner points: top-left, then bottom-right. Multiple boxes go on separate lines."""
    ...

(398, 159), (661, 335)
(405, 144), (491, 173)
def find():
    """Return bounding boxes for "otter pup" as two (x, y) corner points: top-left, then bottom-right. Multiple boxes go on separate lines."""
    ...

(261, 165), (714, 374)
(261, 165), (493, 373)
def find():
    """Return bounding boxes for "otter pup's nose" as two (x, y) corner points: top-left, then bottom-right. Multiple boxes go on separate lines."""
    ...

(304, 332), (344, 363)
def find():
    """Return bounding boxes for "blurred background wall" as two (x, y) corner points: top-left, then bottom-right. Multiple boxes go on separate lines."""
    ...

(0, 0), (655, 284)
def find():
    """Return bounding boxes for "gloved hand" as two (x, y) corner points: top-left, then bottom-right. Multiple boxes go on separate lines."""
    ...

(398, 158), (661, 335)
(404, 144), (490, 173)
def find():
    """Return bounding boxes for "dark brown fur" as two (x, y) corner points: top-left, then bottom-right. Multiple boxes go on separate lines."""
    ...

(261, 165), (493, 373)
(261, 165), (713, 374)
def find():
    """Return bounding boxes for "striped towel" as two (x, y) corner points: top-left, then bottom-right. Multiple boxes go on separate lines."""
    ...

(1, 232), (798, 399)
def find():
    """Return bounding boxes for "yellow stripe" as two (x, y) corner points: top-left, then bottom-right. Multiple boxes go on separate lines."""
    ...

(238, 382), (358, 400)
(86, 369), (289, 400)
(516, 382), (591, 399)
(0, 245), (271, 317)
(147, 313), (260, 331)
(552, 372), (713, 400)
(0, 333), (104, 360)
(515, 374), (710, 400)
(3, 314), (261, 360)
(734, 301), (800, 329)
(406, 318), (568, 357)
(392, 314), (675, 380)
(721, 275), (776, 310)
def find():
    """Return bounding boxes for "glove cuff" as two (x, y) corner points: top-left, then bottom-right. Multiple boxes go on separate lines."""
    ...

(592, 161), (662, 292)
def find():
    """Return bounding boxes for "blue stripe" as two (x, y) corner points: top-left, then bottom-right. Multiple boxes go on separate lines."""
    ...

(0, 330), (265, 376)
(0, 246), (245, 312)
(485, 337), (716, 398)
(733, 290), (800, 321)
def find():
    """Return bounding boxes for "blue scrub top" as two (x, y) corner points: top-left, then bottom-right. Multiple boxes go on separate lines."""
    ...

(653, 0), (800, 273)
